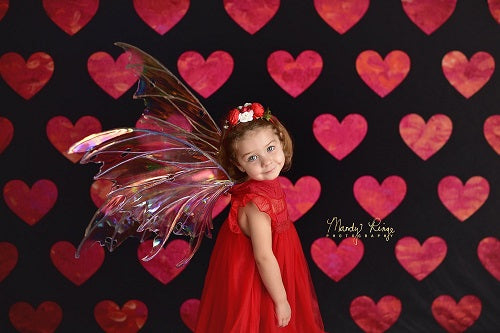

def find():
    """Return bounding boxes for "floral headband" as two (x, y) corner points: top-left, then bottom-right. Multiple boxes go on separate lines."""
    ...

(223, 102), (272, 129)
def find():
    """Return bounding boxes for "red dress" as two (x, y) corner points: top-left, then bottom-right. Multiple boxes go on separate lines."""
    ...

(195, 178), (325, 332)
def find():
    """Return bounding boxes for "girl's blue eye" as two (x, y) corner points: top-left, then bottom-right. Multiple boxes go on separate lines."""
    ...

(267, 145), (275, 152)
(247, 155), (257, 162)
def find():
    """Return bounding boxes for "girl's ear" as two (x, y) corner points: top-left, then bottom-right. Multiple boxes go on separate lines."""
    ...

(236, 162), (245, 173)
(232, 158), (246, 173)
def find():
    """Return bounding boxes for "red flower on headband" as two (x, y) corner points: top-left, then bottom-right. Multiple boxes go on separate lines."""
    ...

(252, 103), (265, 117)
(228, 108), (240, 126)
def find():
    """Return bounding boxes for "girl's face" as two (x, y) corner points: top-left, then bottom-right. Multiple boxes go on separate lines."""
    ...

(233, 126), (285, 181)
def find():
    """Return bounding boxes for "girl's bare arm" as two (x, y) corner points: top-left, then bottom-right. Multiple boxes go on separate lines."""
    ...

(239, 202), (291, 327)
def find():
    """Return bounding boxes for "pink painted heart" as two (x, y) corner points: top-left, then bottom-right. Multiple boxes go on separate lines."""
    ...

(180, 298), (200, 332)
(356, 50), (410, 97)
(87, 51), (138, 99)
(0, 242), (18, 283)
(278, 176), (321, 222)
(47, 115), (102, 163)
(0, 52), (54, 99)
(488, 0), (500, 23)
(133, 0), (189, 35)
(94, 300), (148, 333)
(50, 241), (105, 286)
(177, 51), (233, 98)
(431, 295), (482, 333)
(9, 301), (63, 333)
(224, 0), (280, 34)
(401, 0), (457, 35)
(477, 237), (500, 281)
(311, 237), (364, 282)
(399, 113), (452, 160)
(137, 239), (189, 284)
(314, 0), (369, 34)
(442, 51), (495, 98)
(43, 0), (99, 35)
(90, 179), (113, 208)
(313, 113), (367, 160)
(484, 115), (500, 154)
(267, 50), (323, 97)
(438, 176), (489, 221)
(0, 116), (13, 154)
(212, 194), (231, 218)
(350, 295), (402, 333)
(3, 179), (58, 225)
(0, 0), (8, 21)
(395, 236), (447, 281)
(353, 175), (407, 219)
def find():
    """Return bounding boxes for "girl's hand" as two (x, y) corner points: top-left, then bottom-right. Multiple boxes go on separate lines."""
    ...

(275, 299), (291, 327)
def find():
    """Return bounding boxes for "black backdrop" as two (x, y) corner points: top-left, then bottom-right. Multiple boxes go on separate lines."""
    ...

(1, 1), (499, 332)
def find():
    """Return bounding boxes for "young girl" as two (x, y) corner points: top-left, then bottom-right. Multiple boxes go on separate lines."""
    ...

(70, 44), (324, 332)
(195, 103), (325, 332)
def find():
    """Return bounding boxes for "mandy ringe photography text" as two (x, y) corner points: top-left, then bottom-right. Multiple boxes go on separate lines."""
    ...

(325, 216), (395, 244)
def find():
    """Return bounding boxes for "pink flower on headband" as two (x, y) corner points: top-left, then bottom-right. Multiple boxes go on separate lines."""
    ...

(225, 102), (269, 128)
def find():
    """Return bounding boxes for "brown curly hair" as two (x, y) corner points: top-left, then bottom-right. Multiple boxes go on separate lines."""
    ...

(218, 115), (293, 182)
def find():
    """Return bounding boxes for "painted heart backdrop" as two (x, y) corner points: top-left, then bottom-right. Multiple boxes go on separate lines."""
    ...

(0, 1), (499, 332)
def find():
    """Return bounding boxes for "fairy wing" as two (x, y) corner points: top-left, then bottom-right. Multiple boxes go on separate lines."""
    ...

(70, 44), (232, 266)
(115, 42), (221, 155)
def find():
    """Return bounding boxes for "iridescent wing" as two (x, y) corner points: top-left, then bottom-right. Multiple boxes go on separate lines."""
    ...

(70, 44), (233, 266)
(115, 42), (221, 155)
(71, 129), (232, 266)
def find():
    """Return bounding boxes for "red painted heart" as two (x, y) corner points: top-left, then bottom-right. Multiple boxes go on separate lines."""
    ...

(484, 115), (500, 154)
(401, 0), (457, 35)
(267, 50), (323, 97)
(50, 241), (105, 286)
(489, 0), (500, 23)
(278, 176), (321, 222)
(0, 242), (18, 283)
(314, 0), (369, 34)
(212, 194), (231, 218)
(350, 295), (401, 333)
(438, 176), (489, 221)
(180, 298), (200, 332)
(311, 237), (364, 282)
(137, 239), (189, 284)
(313, 113), (367, 160)
(94, 300), (148, 333)
(90, 179), (113, 208)
(133, 0), (189, 35)
(0, 52), (54, 100)
(0, 116), (13, 154)
(3, 179), (58, 225)
(87, 51), (138, 99)
(46, 115), (102, 163)
(477, 237), (500, 281)
(442, 51), (495, 99)
(356, 50), (410, 97)
(353, 175), (407, 219)
(177, 51), (233, 98)
(0, 0), (8, 21)
(42, 0), (99, 35)
(395, 236), (447, 281)
(399, 113), (452, 160)
(224, 0), (280, 34)
(9, 301), (63, 333)
(431, 295), (482, 333)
